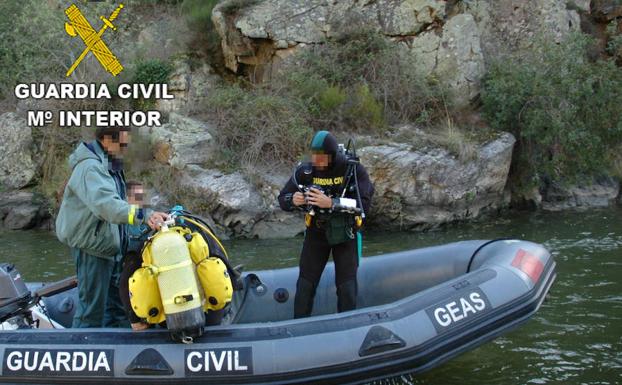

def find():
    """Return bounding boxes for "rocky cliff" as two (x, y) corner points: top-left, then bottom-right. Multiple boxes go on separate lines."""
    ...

(146, 127), (516, 237)
(360, 132), (515, 230)
(211, 0), (584, 107)
(0, 0), (620, 235)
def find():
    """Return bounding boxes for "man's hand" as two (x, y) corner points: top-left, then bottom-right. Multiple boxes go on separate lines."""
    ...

(292, 192), (306, 207)
(147, 211), (169, 230)
(305, 188), (332, 209)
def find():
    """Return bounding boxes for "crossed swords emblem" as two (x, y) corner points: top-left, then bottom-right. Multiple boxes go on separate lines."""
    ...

(64, 3), (124, 77)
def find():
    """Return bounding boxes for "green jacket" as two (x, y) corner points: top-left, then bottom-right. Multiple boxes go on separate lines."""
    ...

(56, 141), (143, 259)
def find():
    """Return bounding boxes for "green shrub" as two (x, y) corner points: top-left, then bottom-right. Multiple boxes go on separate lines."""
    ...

(131, 59), (173, 85)
(318, 85), (347, 112)
(36, 127), (79, 212)
(284, 24), (446, 134)
(284, 72), (329, 107)
(606, 22), (622, 63)
(178, 0), (226, 70)
(608, 144), (622, 179)
(302, 27), (390, 86)
(181, 0), (219, 27)
(482, 32), (622, 183)
(211, 19), (459, 161)
(130, 59), (172, 110)
(0, 2), (67, 98)
(207, 85), (313, 167)
(608, 33), (622, 56)
(346, 84), (385, 131)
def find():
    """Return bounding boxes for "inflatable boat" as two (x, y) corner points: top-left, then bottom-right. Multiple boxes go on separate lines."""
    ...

(0, 239), (556, 384)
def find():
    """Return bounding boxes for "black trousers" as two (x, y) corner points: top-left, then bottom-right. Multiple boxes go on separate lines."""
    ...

(294, 228), (358, 318)
(119, 252), (142, 324)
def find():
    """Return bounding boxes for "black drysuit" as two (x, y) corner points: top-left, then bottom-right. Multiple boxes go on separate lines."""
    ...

(278, 154), (374, 318)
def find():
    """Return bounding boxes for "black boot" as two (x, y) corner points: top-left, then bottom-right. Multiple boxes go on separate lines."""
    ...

(337, 279), (357, 313)
(294, 277), (317, 319)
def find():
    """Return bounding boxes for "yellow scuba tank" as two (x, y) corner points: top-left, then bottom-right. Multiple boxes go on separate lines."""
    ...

(129, 212), (235, 341)
(148, 224), (205, 338)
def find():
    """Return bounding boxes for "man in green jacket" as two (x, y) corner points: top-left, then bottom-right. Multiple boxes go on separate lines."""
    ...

(56, 126), (167, 328)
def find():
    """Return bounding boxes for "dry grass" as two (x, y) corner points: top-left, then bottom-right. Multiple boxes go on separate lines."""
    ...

(206, 84), (313, 168)
(429, 122), (478, 161)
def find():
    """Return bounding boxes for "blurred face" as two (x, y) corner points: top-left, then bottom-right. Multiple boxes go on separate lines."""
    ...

(312, 152), (331, 170)
(127, 185), (144, 206)
(102, 130), (130, 158)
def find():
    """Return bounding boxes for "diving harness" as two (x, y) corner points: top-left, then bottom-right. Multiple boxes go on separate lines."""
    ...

(293, 139), (366, 231)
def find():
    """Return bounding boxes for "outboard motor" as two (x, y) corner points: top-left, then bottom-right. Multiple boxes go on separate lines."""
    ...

(0, 263), (33, 327)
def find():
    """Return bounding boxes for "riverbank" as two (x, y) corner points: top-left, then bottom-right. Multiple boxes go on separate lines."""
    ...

(0, 160), (619, 238)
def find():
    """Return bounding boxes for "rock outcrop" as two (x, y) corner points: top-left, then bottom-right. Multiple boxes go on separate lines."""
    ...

(0, 191), (50, 230)
(541, 177), (620, 211)
(171, 132), (516, 237)
(466, 0), (581, 59)
(179, 165), (304, 239)
(212, 0), (484, 106)
(406, 13), (485, 107)
(212, 0), (581, 107)
(150, 113), (215, 169)
(0, 112), (37, 190)
(156, 58), (222, 115)
(359, 132), (515, 230)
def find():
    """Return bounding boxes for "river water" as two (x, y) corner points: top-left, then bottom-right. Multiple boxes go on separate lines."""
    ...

(1, 207), (621, 384)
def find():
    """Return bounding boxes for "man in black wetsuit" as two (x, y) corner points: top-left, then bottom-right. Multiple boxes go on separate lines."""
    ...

(278, 131), (374, 318)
